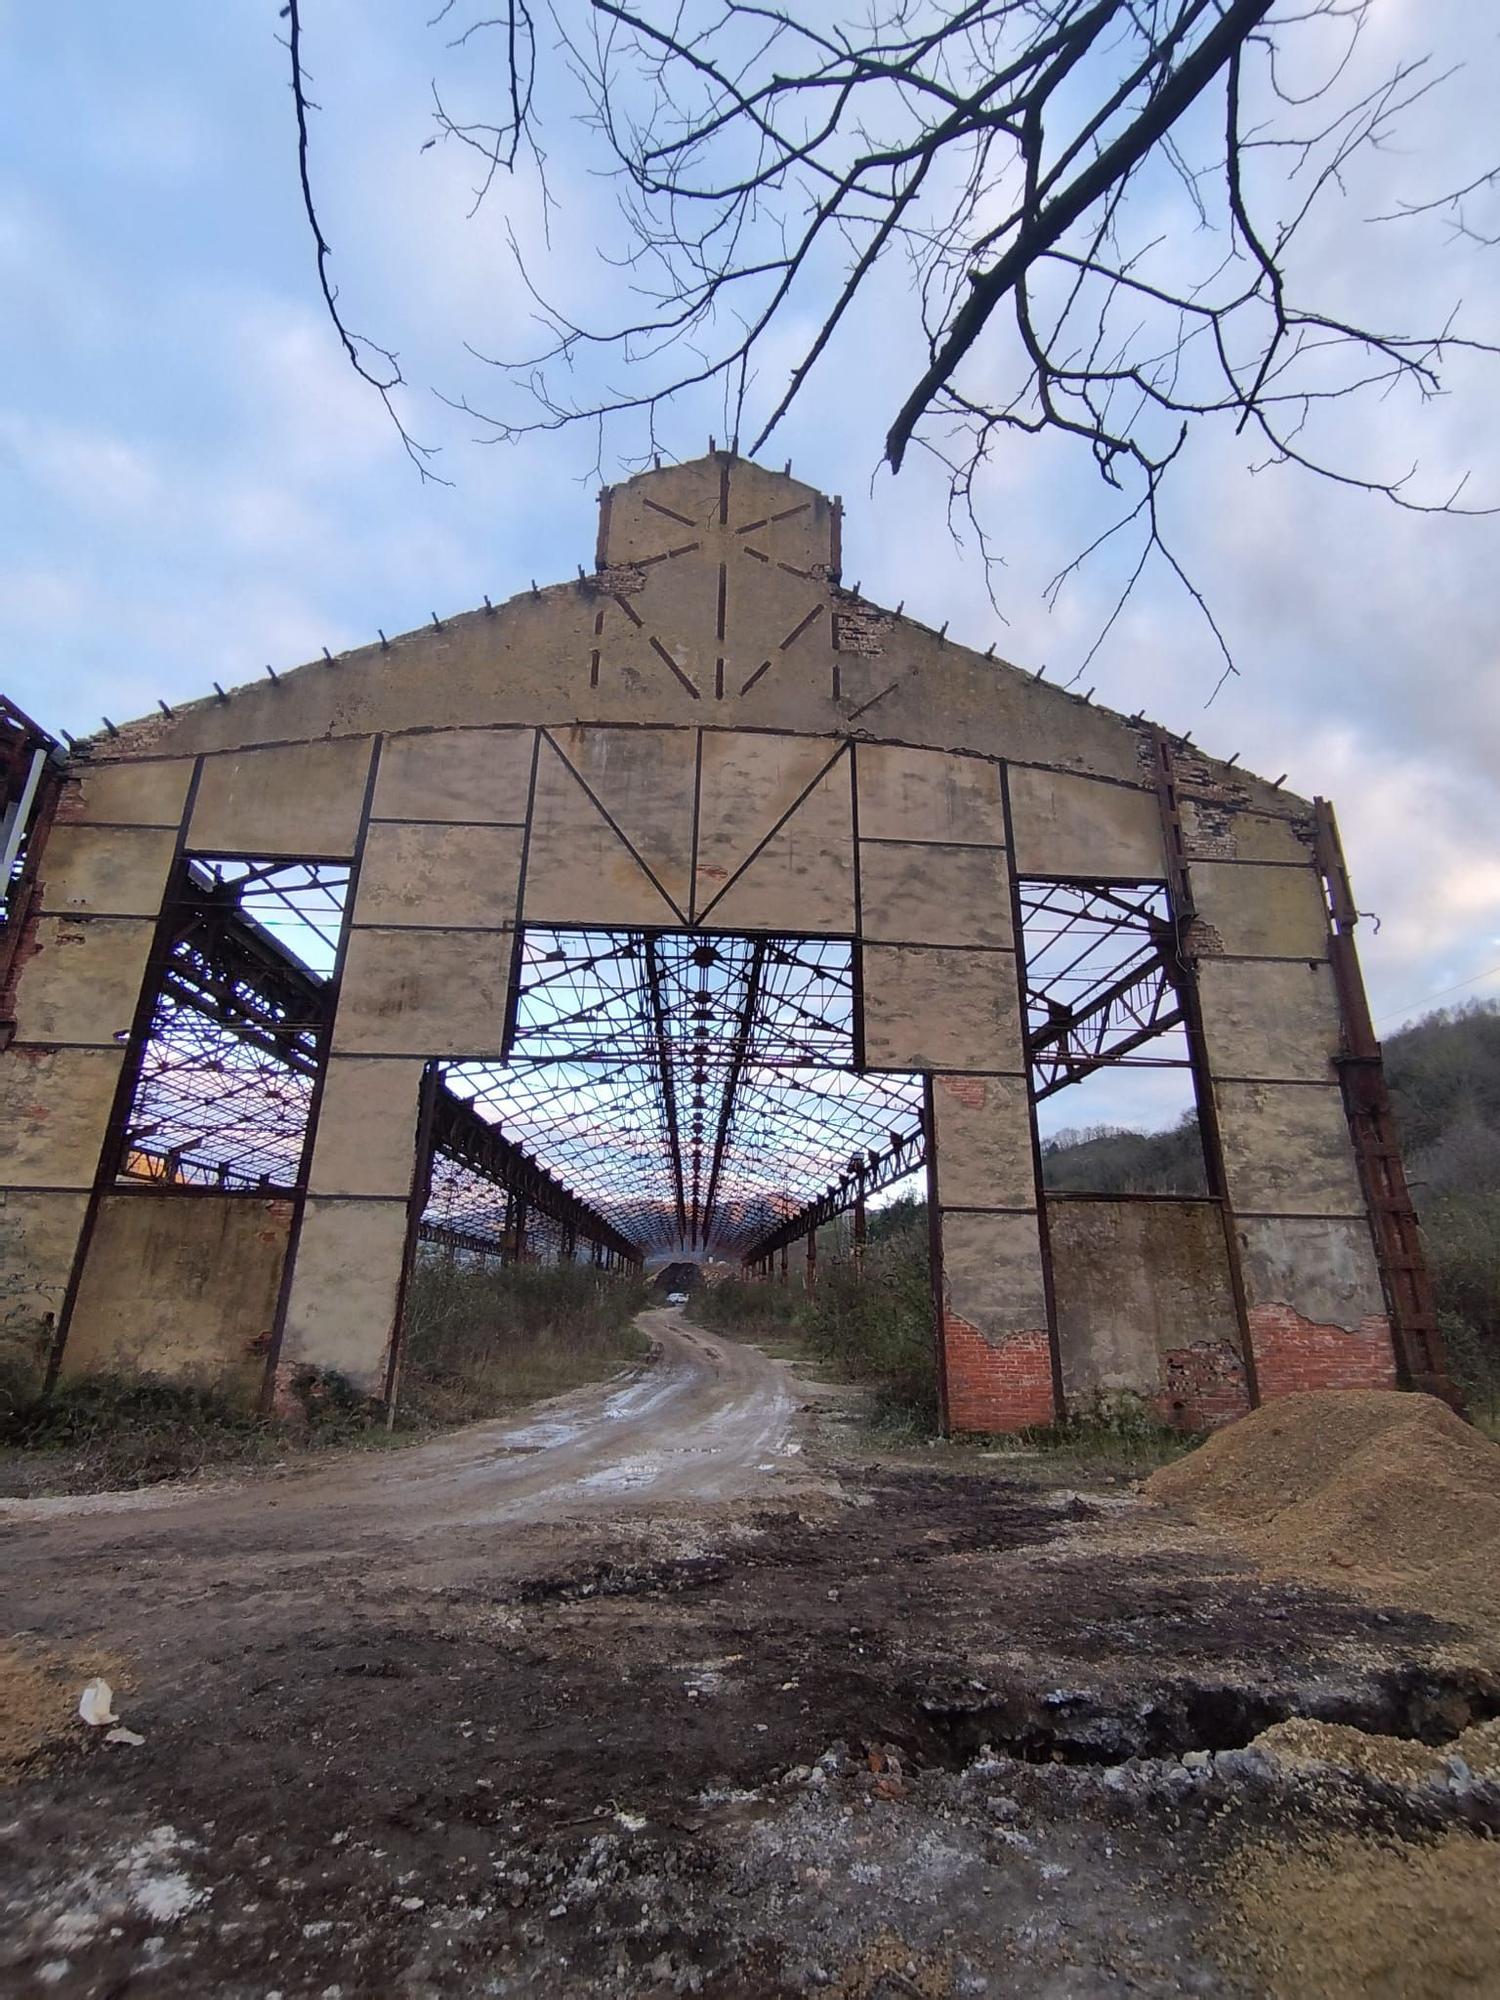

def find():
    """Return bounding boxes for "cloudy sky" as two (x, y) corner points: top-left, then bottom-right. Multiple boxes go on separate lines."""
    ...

(2, 0), (1497, 1095)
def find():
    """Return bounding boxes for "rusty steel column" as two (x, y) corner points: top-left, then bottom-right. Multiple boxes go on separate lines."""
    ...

(779, 1241), (789, 1285)
(806, 1226), (817, 1293)
(513, 1194), (529, 1265)
(1313, 798), (1458, 1406)
(383, 1059), (442, 1417)
(852, 1161), (867, 1268)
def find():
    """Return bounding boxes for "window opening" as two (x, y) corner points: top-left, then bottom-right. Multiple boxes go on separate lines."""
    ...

(1017, 880), (1208, 1195)
(116, 856), (349, 1192)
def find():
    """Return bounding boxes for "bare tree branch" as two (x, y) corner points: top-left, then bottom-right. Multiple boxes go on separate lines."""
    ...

(282, 0), (449, 482)
(286, 0), (1500, 683)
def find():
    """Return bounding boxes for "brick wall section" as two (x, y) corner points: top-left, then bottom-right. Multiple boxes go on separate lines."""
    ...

(1248, 1305), (1398, 1401)
(1156, 1341), (1251, 1432)
(943, 1313), (1056, 1432)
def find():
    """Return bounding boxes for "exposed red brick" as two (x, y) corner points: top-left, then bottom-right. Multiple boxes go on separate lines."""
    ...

(936, 1075), (988, 1110)
(943, 1312), (1056, 1433)
(1248, 1304), (1398, 1401)
(1156, 1340), (1251, 1432)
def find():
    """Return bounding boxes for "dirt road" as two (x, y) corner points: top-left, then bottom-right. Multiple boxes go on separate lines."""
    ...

(4, 1315), (1498, 1998)
(2, 1309), (801, 1546)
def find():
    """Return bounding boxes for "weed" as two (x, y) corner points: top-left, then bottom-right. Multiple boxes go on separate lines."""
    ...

(696, 1209), (938, 1427)
(396, 1253), (652, 1425)
(0, 1373), (284, 1494)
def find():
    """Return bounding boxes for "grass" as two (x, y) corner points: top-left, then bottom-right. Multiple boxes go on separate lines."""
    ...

(695, 1212), (940, 1427)
(949, 1411), (1201, 1479)
(396, 1253), (652, 1426)
(694, 1205), (1194, 1475)
(0, 1364), (399, 1498)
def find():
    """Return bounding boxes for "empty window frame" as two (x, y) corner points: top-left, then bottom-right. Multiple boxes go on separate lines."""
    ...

(1016, 880), (1208, 1195)
(115, 857), (349, 1192)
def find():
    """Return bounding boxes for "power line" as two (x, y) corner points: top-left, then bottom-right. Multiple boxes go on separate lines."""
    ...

(1374, 961), (1500, 1028)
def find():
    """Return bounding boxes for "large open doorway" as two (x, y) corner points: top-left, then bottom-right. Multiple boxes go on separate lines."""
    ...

(392, 926), (927, 1411)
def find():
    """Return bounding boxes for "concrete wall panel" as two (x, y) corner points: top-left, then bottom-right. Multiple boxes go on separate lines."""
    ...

(695, 733), (846, 913)
(858, 841), (1012, 948)
(1217, 1082), (1366, 1216)
(57, 758), (192, 829)
(522, 735), (681, 925)
(1007, 766), (1163, 878)
(1047, 1198), (1240, 1405)
(548, 726), (698, 915)
(372, 727), (534, 824)
(1198, 958), (1342, 1082)
(61, 1193), (291, 1397)
(941, 1209), (1049, 1341)
(717, 460), (837, 573)
(706, 759), (854, 933)
(863, 945), (1023, 1073)
(308, 1057), (426, 1198)
(12, 917), (154, 1046)
(333, 928), (510, 1057)
(0, 1044), (123, 1188)
(0, 1190), (88, 1381)
(1237, 1214), (1385, 1327)
(602, 457), (727, 562)
(854, 745), (1005, 846)
(354, 822), (524, 929)
(931, 1074), (1035, 1209)
(1191, 860), (1328, 960)
(38, 824), (178, 918)
(189, 737), (374, 858)
(279, 1196), (408, 1389)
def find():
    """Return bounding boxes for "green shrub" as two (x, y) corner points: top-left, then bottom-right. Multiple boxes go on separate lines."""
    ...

(698, 1202), (939, 1428)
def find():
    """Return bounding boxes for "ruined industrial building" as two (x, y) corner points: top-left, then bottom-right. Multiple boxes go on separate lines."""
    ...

(0, 454), (1454, 1430)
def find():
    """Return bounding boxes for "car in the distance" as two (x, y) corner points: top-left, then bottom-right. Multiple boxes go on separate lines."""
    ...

(665, 1291), (689, 1306)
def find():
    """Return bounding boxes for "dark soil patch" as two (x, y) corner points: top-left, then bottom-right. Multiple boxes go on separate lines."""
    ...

(4, 1436), (1496, 1995)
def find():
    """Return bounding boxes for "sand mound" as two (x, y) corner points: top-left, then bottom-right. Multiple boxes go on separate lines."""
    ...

(1218, 1828), (1500, 1999)
(1145, 1390), (1500, 1631)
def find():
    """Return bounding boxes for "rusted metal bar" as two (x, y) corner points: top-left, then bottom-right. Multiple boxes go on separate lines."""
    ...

(643, 932), (690, 1248)
(430, 1085), (638, 1266)
(0, 696), (64, 1048)
(738, 1122), (925, 1263)
(1313, 797), (1458, 1407)
(700, 935), (767, 1248)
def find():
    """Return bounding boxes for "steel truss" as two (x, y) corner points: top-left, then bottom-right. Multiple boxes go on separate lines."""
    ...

(1017, 880), (1190, 1102)
(443, 927), (926, 1260)
(420, 1083), (639, 1267)
(116, 891), (925, 1266)
(120, 859), (349, 1190)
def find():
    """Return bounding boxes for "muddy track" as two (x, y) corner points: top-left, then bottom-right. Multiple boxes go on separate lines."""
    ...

(4, 1317), (1498, 1998)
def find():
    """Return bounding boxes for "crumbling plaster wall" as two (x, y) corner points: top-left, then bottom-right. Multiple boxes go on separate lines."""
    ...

(0, 454), (1395, 1425)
